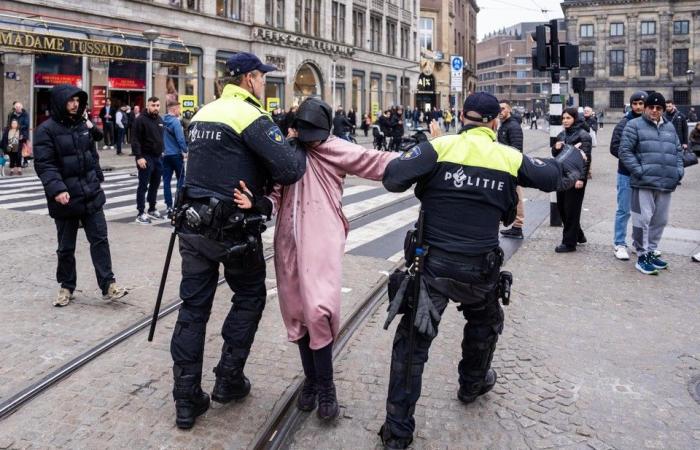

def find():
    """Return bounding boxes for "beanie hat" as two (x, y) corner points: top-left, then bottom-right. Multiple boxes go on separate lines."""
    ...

(644, 92), (665, 108)
(630, 90), (648, 103)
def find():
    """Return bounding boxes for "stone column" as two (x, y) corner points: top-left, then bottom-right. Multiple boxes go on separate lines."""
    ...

(658, 10), (672, 82)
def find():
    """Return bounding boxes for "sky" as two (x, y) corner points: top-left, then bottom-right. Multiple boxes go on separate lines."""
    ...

(476, 0), (565, 40)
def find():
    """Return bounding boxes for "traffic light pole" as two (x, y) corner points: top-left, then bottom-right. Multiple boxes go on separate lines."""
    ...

(548, 19), (563, 227)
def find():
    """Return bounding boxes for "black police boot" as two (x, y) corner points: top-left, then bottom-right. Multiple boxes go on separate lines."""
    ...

(458, 368), (497, 404)
(378, 423), (413, 450)
(313, 342), (338, 420)
(296, 333), (317, 412)
(211, 345), (251, 403)
(172, 367), (210, 430)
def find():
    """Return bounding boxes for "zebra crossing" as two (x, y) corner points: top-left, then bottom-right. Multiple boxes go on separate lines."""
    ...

(0, 170), (421, 260)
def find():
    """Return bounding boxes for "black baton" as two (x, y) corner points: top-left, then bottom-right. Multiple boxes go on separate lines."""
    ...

(405, 209), (426, 392)
(147, 226), (177, 342)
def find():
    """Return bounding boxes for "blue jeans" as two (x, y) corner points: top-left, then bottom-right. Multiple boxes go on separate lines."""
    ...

(162, 154), (185, 209)
(614, 173), (631, 246)
(136, 155), (163, 214)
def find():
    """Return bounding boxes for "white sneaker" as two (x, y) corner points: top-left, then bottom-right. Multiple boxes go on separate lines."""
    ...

(102, 145), (108, 150)
(135, 213), (151, 225)
(614, 245), (630, 260)
(147, 209), (163, 220)
(53, 287), (74, 307)
(102, 282), (128, 301)
(692, 252), (700, 262)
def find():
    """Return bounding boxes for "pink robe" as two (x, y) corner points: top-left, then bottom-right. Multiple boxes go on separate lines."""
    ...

(268, 136), (398, 349)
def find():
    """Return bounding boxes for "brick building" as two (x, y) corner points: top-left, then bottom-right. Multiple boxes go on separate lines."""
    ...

(476, 21), (568, 114)
(0, 0), (420, 135)
(562, 0), (700, 119)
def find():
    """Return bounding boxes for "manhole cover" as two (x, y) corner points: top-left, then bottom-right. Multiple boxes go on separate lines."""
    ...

(689, 375), (700, 405)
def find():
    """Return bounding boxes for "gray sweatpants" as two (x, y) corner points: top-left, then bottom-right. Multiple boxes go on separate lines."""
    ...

(631, 188), (671, 256)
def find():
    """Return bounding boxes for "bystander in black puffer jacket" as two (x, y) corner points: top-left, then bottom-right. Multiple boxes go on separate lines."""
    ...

(552, 116), (592, 181)
(34, 84), (106, 219)
(497, 115), (524, 151)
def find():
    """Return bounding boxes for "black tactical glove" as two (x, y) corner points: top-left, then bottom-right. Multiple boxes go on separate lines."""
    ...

(384, 273), (411, 330)
(413, 278), (441, 338)
(555, 144), (585, 191)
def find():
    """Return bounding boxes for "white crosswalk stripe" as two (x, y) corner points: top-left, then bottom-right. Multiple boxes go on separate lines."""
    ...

(0, 172), (419, 259)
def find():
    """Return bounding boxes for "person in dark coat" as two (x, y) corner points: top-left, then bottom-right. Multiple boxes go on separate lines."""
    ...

(497, 100), (525, 239)
(551, 107), (592, 253)
(389, 107), (404, 151)
(664, 99), (689, 150)
(6, 101), (30, 144)
(347, 108), (357, 135)
(33, 84), (127, 307)
(332, 109), (352, 139)
(689, 122), (700, 156)
(99, 98), (116, 149)
(131, 96), (165, 224)
(609, 91), (647, 261)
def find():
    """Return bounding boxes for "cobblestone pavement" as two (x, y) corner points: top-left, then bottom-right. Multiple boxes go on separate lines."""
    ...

(287, 127), (700, 449)
(0, 255), (393, 448)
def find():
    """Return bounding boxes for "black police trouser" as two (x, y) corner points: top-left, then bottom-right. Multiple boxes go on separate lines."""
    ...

(385, 251), (504, 439)
(556, 184), (586, 247)
(55, 209), (115, 295)
(170, 231), (266, 378)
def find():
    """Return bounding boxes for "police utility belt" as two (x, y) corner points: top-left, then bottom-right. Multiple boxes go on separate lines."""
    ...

(400, 229), (512, 307)
(173, 196), (266, 258)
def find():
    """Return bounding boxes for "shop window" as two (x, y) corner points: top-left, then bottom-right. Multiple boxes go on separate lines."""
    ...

(334, 83), (345, 110)
(385, 77), (397, 107)
(352, 71), (365, 115)
(34, 53), (82, 87)
(609, 90), (624, 109)
(370, 74), (382, 119)
(265, 77), (285, 111)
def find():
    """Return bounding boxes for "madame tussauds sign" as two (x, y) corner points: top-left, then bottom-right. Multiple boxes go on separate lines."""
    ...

(0, 28), (190, 65)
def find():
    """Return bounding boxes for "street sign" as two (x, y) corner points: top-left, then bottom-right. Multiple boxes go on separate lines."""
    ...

(450, 56), (463, 93)
(180, 95), (198, 113)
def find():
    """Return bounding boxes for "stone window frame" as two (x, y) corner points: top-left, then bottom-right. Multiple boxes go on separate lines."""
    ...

(609, 50), (625, 77)
(673, 20), (689, 35)
(640, 48), (656, 77)
(640, 21), (656, 36)
(579, 24), (594, 38)
(609, 90), (625, 109)
(609, 22), (625, 37)
(579, 50), (594, 77)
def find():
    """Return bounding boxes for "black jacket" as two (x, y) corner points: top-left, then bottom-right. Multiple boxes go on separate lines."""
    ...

(497, 115), (524, 151)
(332, 114), (352, 136)
(583, 115), (598, 133)
(7, 109), (30, 142)
(552, 120), (592, 181)
(610, 110), (641, 176)
(34, 84), (106, 219)
(131, 111), (164, 158)
(99, 105), (115, 124)
(664, 109), (688, 147)
(389, 112), (404, 137)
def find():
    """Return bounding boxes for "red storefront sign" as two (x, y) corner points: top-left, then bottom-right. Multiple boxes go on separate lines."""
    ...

(108, 77), (146, 90)
(34, 73), (82, 87)
(91, 85), (107, 125)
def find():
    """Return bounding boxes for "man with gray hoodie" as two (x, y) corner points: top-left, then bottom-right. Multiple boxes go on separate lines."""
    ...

(619, 92), (684, 275)
(162, 99), (188, 218)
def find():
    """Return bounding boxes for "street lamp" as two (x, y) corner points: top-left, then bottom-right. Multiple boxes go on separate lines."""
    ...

(142, 28), (161, 100)
(687, 69), (695, 105)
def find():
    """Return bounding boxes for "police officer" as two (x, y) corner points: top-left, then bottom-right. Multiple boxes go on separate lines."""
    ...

(378, 92), (585, 449)
(169, 52), (306, 429)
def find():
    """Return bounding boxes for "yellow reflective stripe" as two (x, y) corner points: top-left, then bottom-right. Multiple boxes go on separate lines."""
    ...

(192, 84), (268, 134)
(431, 128), (523, 177)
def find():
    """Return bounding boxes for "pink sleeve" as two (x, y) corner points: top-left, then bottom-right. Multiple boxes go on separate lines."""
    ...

(265, 184), (283, 216)
(333, 141), (400, 181)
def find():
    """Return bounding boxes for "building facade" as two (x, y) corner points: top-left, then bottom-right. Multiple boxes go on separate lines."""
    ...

(562, 0), (700, 119)
(476, 21), (568, 114)
(0, 0), (420, 135)
(417, 0), (478, 112)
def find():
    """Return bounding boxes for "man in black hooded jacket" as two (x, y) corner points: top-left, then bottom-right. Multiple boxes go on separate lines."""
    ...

(34, 84), (127, 307)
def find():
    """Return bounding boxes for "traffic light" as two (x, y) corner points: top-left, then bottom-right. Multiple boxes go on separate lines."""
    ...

(531, 25), (548, 71)
(560, 44), (580, 69)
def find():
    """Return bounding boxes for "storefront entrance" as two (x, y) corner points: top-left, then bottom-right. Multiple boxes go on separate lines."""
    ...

(293, 63), (322, 105)
(33, 53), (83, 126)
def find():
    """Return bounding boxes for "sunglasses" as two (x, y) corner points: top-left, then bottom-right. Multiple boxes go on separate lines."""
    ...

(647, 105), (664, 112)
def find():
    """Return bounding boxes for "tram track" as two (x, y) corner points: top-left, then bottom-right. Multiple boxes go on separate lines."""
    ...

(0, 192), (417, 421)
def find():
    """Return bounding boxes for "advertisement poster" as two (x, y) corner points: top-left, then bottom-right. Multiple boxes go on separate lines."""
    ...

(34, 73), (82, 87)
(91, 85), (107, 125)
(371, 102), (380, 121)
(266, 97), (280, 112)
(180, 95), (198, 113)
